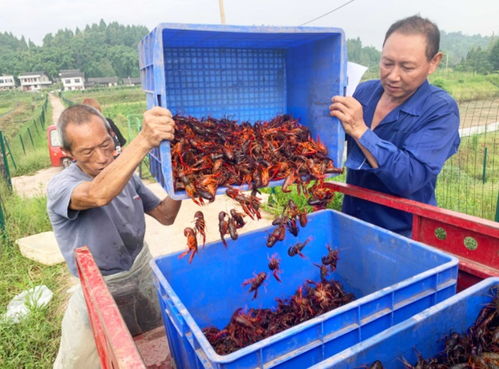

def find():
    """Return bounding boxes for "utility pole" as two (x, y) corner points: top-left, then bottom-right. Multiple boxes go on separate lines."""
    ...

(219, 0), (226, 24)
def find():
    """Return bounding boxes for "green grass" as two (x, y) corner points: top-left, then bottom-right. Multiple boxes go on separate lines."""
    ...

(262, 174), (346, 216)
(436, 129), (499, 220)
(429, 71), (499, 101)
(6, 99), (52, 177)
(0, 183), (68, 369)
(64, 86), (145, 106)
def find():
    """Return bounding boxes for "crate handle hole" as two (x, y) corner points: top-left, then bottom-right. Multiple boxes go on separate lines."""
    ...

(464, 236), (478, 251)
(434, 227), (447, 240)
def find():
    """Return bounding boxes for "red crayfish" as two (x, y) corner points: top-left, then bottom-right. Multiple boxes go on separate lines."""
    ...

(179, 227), (198, 263)
(193, 211), (206, 247)
(242, 272), (267, 299)
(267, 254), (282, 282)
(288, 237), (312, 258)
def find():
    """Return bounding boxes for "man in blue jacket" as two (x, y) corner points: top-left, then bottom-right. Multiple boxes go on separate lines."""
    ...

(330, 15), (460, 236)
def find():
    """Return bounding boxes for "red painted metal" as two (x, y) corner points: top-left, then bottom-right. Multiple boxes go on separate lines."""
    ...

(326, 181), (499, 290)
(74, 183), (498, 369)
(76, 246), (147, 369)
(47, 124), (69, 167)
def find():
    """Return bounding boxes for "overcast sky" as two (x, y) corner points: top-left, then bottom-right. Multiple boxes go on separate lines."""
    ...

(1, 0), (497, 48)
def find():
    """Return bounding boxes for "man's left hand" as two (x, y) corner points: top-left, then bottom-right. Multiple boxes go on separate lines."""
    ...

(329, 96), (368, 139)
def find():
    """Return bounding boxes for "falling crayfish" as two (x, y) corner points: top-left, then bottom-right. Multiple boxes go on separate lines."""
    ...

(193, 211), (206, 247)
(226, 186), (262, 220)
(266, 223), (286, 248)
(179, 227), (198, 263)
(288, 237), (312, 258)
(218, 211), (230, 247)
(267, 254), (282, 282)
(321, 244), (339, 271)
(242, 272), (267, 299)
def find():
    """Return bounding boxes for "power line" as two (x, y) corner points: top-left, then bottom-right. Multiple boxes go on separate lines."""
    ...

(299, 0), (356, 26)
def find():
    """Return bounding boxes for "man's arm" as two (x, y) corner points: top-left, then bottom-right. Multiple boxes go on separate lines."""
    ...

(329, 96), (379, 168)
(70, 107), (175, 210)
(146, 197), (182, 225)
(330, 95), (460, 197)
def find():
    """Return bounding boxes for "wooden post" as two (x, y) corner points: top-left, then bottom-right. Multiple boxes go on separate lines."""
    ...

(0, 132), (12, 189)
(219, 0), (226, 24)
(27, 127), (35, 147)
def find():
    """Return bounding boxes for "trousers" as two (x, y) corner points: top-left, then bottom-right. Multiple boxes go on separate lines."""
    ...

(53, 245), (161, 369)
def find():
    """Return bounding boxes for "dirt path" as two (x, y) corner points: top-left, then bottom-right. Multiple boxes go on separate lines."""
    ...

(49, 93), (66, 125)
(11, 93), (65, 198)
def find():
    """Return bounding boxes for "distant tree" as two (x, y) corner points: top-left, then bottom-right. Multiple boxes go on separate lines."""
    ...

(489, 39), (499, 71)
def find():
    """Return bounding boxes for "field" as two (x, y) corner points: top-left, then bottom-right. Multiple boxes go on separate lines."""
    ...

(64, 86), (146, 142)
(429, 71), (499, 102)
(0, 72), (498, 368)
(437, 130), (499, 219)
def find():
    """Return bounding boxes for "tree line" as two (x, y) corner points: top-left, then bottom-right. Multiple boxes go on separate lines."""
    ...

(0, 20), (148, 80)
(0, 21), (497, 81)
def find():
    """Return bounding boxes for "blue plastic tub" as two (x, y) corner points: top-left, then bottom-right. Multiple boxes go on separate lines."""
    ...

(310, 277), (499, 369)
(138, 23), (347, 200)
(150, 209), (458, 369)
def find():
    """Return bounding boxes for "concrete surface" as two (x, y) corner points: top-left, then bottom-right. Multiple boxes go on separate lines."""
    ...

(15, 178), (274, 265)
(12, 166), (62, 198)
(16, 231), (65, 265)
(144, 182), (273, 258)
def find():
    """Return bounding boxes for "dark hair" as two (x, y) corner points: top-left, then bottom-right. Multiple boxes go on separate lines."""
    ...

(57, 104), (111, 152)
(383, 15), (440, 60)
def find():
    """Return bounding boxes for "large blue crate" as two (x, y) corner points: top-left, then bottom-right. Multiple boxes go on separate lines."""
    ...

(150, 210), (458, 369)
(138, 23), (347, 200)
(310, 277), (499, 369)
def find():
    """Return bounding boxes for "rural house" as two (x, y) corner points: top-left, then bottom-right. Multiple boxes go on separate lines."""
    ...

(86, 76), (119, 88)
(0, 75), (16, 90)
(59, 69), (85, 91)
(124, 77), (141, 86)
(18, 72), (52, 92)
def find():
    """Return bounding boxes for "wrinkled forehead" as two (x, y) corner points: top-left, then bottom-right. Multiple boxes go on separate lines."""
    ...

(382, 32), (428, 59)
(66, 116), (110, 150)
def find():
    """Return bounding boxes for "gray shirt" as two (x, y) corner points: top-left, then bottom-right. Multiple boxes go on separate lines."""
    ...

(47, 163), (161, 276)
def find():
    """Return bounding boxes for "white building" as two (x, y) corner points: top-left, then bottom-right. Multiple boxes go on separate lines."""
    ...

(18, 72), (52, 92)
(0, 75), (16, 90)
(86, 77), (119, 88)
(59, 69), (85, 91)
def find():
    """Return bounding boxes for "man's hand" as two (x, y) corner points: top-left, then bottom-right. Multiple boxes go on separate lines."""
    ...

(139, 107), (176, 149)
(329, 96), (368, 139)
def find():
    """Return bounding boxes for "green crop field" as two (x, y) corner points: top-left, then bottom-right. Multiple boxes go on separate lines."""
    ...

(0, 72), (498, 368)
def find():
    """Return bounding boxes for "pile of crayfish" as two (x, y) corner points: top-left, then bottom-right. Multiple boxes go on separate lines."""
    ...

(203, 276), (354, 355)
(367, 291), (499, 369)
(171, 114), (343, 205)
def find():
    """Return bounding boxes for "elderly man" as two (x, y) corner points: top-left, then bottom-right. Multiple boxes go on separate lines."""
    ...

(47, 105), (181, 368)
(330, 15), (460, 236)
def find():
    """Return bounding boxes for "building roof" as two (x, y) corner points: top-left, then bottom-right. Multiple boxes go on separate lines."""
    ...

(125, 77), (141, 84)
(19, 71), (47, 77)
(59, 69), (84, 78)
(87, 77), (119, 84)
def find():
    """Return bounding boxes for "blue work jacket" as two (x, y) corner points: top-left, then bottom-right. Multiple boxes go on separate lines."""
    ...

(342, 79), (460, 236)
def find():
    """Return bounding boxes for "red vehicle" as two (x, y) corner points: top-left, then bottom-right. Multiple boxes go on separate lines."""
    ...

(75, 182), (499, 369)
(47, 124), (72, 167)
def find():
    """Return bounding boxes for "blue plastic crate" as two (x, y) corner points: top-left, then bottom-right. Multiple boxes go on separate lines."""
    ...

(150, 209), (458, 369)
(138, 23), (347, 200)
(310, 277), (499, 369)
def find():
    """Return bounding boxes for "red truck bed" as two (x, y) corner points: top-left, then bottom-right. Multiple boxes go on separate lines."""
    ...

(75, 181), (499, 368)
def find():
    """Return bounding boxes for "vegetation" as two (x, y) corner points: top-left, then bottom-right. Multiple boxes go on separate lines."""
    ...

(437, 130), (499, 220)
(1, 94), (52, 176)
(0, 181), (68, 369)
(429, 71), (499, 101)
(0, 27), (496, 367)
(0, 20), (148, 80)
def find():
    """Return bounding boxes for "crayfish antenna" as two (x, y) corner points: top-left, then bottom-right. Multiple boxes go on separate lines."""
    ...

(273, 271), (282, 282)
